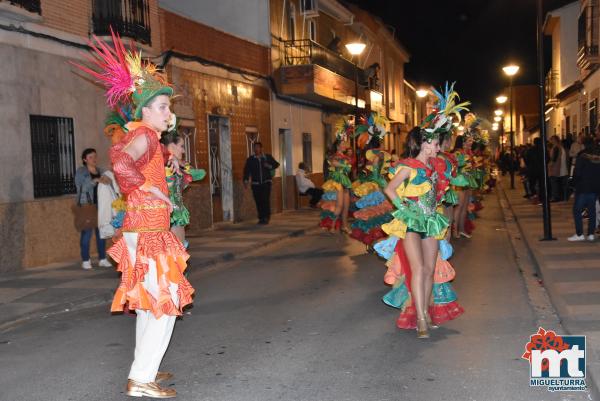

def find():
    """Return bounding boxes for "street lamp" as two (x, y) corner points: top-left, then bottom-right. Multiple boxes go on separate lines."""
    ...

(345, 41), (366, 170)
(503, 63), (519, 189)
(494, 109), (504, 116)
(494, 116), (502, 122)
(496, 95), (508, 104)
(416, 89), (428, 98)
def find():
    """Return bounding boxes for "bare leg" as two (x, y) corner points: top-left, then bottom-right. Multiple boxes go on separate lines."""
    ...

(453, 191), (466, 237)
(458, 189), (472, 233)
(341, 189), (350, 231)
(421, 237), (438, 318)
(170, 226), (185, 243)
(402, 232), (426, 321)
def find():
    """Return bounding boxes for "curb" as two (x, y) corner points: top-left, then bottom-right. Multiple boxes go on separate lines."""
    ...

(496, 182), (598, 400)
(1, 224), (321, 333)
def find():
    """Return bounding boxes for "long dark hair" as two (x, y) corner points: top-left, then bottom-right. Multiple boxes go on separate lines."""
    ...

(453, 135), (465, 151)
(402, 127), (423, 158)
(160, 130), (182, 146)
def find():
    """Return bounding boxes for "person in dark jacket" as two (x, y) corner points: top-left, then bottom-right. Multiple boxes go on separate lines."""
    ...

(568, 139), (600, 241)
(243, 142), (280, 224)
(524, 137), (545, 202)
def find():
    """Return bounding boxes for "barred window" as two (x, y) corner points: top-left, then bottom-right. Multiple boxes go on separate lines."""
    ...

(302, 133), (312, 171)
(30, 115), (76, 198)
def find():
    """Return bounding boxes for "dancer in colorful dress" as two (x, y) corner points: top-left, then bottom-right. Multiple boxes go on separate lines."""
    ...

(438, 129), (460, 238)
(349, 113), (393, 248)
(320, 119), (353, 233)
(74, 30), (193, 398)
(376, 83), (467, 338)
(160, 129), (206, 248)
(451, 128), (476, 239)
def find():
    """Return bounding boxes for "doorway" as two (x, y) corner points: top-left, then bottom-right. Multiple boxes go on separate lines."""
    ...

(208, 115), (233, 223)
(278, 128), (292, 209)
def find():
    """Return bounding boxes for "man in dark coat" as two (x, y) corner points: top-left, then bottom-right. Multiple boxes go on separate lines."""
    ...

(243, 142), (280, 224)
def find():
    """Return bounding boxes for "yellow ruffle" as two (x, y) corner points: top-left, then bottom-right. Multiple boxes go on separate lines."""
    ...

(388, 166), (431, 198)
(354, 181), (379, 197)
(381, 219), (407, 238)
(323, 180), (342, 192)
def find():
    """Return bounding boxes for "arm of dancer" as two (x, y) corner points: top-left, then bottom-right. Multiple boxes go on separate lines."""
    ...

(116, 133), (173, 212)
(384, 167), (411, 209)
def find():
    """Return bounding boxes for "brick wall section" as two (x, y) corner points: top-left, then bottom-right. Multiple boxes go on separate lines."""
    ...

(161, 10), (269, 76)
(40, 0), (162, 52)
(41, 0), (91, 38)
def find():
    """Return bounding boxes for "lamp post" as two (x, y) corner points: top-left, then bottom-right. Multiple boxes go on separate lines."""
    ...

(496, 95), (508, 153)
(503, 64), (520, 189)
(345, 42), (366, 173)
(416, 88), (428, 124)
(537, 0), (554, 240)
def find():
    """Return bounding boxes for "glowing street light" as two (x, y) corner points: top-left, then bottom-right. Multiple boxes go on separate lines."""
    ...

(494, 116), (502, 122)
(416, 89), (428, 98)
(494, 109), (504, 116)
(503, 65), (520, 76)
(345, 42), (366, 56)
(496, 95), (508, 104)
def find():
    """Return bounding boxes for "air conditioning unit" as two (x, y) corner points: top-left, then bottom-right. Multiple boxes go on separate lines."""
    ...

(300, 0), (319, 17)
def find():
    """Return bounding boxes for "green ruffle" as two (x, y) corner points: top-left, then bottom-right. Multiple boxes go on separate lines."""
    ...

(171, 206), (190, 226)
(320, 210), (337, 219)
(450, 174), (469, 187)
(391, 202), (449, 237)
(329, 171), (352, 189)
(467, 175), (479, 189)
(351, 214), (393, 231)
(443, 188), (459, 205)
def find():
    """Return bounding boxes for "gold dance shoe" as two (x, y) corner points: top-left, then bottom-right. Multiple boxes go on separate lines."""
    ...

(126, 380), (176, 398)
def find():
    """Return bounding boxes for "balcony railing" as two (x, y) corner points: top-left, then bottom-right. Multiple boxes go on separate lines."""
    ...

(545, 70), (559, 105)
(2, 0), (41, 14)
(92, 0), (151, 45)
(577, 1), (599, 69)
(283, 39), (363, 82)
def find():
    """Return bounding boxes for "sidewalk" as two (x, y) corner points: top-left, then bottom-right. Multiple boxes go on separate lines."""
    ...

(498, 177), (600, 397)
(0, 209), (319, 331)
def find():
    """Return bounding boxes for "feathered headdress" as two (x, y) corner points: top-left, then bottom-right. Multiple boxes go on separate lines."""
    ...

(71, 27), (173, 120)
(335, 117), (354, 143)
(420, 82), (470, 143)
(354, 112), (389, 149)
(103, 104), (133, 144)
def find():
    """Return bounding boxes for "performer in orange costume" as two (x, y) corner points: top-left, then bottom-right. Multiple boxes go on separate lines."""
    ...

(74, 30), (193, 398)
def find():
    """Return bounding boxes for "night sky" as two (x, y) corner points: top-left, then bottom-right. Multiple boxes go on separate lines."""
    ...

(347, 0), (575, 117)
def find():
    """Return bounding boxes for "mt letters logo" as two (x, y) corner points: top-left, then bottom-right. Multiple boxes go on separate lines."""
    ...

(522, 327), (586, 392)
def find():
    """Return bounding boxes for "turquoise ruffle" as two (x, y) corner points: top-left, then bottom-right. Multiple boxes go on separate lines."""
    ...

(433, 282), (457, 304)
(356, 191), (386, 208)
(374, 236), (398, 260)
(322, 192), (337, 201)
(382, 283), (410, 309)
(439, 239), (453, 261)
(451, 174), (470, 187)
(351, 214), (393, 231)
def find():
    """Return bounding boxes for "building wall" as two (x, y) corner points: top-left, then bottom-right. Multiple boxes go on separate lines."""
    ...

(558, 2), (580, 90)
(0, 0), (163, 271)
(161, 10), (270, 76)
(158, 0), (270, 47)
(167, 62), (272, 228)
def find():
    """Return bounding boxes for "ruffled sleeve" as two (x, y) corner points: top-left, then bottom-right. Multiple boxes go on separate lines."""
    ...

(110, 127), (159, 195)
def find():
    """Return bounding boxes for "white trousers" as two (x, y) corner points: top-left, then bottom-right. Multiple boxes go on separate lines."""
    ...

(128, 309), (176, 383)
(123, 232), (178, 384)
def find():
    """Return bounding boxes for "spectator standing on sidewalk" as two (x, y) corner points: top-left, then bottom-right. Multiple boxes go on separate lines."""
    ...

(568, 138), (600, 241)
(244, 142), (280, 224)
(525, 138), (545, 203)
(569, 133), (585, 174)
(548, 135), (568, 202)
(295, 162), (323, 208)
(75, 148), (113, 270)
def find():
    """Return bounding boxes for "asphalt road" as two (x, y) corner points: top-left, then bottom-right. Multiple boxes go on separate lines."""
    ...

(0, 195), (591, 401)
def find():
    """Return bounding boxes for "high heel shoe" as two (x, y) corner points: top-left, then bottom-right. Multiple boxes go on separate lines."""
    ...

(341, 226), (352, 235)
(425, 312), (439, 329)
(459, 231), (471, 239)
(416, 318), (429, 339)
